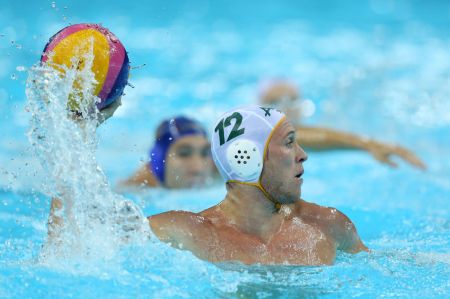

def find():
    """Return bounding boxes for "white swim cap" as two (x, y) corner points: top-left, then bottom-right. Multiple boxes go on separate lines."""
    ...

(211, 105), (286, 183)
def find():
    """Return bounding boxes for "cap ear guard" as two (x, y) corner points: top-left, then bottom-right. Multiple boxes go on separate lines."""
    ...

(226, 139), (262, 181)
(211, 105), (285, 183)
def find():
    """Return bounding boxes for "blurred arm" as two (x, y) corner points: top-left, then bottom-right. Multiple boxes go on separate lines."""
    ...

(118, 164), (159, 188)
(296, 126), (426, 170)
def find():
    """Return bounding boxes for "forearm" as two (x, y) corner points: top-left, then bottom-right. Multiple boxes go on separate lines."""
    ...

(119, 164), (158, 187)
(296, 126), (375, 151)
(47, 195), (78, 243)
(296, 126), (426, 169)
(47, 198), (64, 240)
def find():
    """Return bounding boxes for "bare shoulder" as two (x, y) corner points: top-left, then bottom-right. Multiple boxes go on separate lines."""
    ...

(148, 210), (212, 245)
(295, 199), (351, 225)
(294, 200), (368, 253)
(148, 210), (197, 223)
(148, 210), (207, 233)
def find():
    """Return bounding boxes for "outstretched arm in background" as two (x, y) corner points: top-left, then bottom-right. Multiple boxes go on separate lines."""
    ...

(118, 163), (159, 188)
(296, 126), (426, 170)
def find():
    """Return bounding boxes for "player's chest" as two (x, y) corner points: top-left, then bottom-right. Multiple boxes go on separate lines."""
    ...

(204, 220), (336, 265)
(264, 220), (336, 264)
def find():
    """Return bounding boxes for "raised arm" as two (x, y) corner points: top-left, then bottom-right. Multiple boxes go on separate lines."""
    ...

(46, 195), (81, 249)
(296, 126), (426, 170)
(45, 100), (122, 244)
(47, 198), (64, 241)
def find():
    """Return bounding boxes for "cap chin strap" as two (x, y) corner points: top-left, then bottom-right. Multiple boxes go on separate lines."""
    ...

(225, 116), (286, 212)
(227, 180), (282, 212)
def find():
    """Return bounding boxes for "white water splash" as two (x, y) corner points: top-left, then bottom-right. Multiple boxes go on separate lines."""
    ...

(25, 41), (150, 265)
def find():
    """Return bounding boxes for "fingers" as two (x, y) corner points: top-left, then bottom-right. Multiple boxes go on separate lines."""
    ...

(370, 143), (427, 170)
(400, 154), (427, 170)
(393, 146), (427, 170)
(372, 151), (399, 168)
(107, 97), (122, 111)
(381, 157), (399, 168)
(97, 97), (122, 125)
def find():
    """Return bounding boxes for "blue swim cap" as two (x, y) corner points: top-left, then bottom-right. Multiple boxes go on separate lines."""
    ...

(149, 116), (207, 185)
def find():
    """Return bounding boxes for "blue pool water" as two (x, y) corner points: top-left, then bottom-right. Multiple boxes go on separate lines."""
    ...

(1, 0), (450, 298)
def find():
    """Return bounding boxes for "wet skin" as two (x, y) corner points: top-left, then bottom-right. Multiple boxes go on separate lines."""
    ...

(148, 119), (368, 265)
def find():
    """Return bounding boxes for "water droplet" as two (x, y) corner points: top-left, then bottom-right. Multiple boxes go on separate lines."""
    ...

(16, 66), (26, 72)
(10, 74), (16, 80)
(168, 137), (173, 141)
(51, 1), (56, 8)
(109, 33), (118, 42)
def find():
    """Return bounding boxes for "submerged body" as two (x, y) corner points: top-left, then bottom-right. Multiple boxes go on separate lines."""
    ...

(45, 100), (367, 265)
(149, 198), (366, 265)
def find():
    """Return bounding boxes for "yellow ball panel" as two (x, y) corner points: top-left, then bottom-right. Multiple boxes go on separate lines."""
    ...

(47, 29), (110, 110)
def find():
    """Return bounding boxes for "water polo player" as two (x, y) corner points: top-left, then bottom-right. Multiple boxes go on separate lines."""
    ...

(47, 102), (367, 264)
(259, 79), (426, 170)
(42, 24), (366, 265)
(120, 116), (215, 189)
(147, 106), (368, 265)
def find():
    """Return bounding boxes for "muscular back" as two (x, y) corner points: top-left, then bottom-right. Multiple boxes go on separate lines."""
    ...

(148, 200), (367, 266)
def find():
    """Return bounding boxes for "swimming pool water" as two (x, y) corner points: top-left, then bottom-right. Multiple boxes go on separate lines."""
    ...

(1, 153), (449, 298)
(1, 0), (450, 298)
